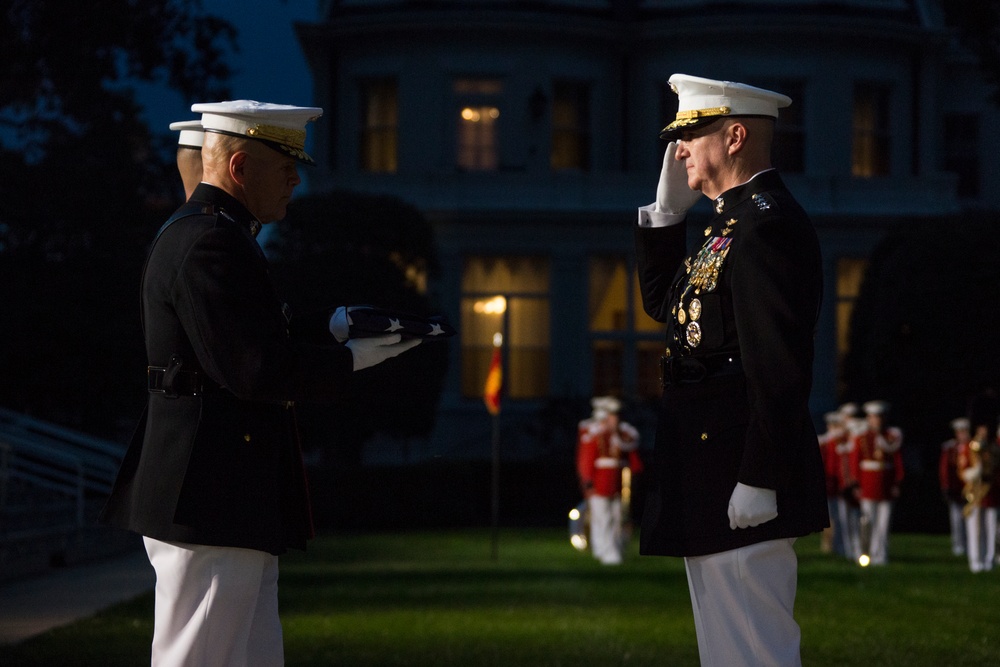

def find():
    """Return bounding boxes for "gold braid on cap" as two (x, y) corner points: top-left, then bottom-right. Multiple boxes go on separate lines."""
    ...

(246, 124), (306, 150)
(675, 106), (731, 123)
(662, 106), (732, 133)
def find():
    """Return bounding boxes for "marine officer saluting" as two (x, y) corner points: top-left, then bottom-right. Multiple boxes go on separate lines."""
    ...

(634, 74), (828, 666)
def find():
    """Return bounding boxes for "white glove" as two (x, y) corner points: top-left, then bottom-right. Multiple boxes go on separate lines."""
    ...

(961, 463), (982, 484)
(654, 141), (702, 215)
(728, 482), (778, 530)
(329, 306), (351, 343)
(346, 333), (420, 371)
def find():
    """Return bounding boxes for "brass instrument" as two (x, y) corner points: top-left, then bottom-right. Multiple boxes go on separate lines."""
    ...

(621, 465), (633, 544)
(962, 433), (997, 518)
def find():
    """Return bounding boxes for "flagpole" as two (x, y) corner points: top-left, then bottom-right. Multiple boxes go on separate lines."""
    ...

(483, 330), (503, 561)
(490, 407), (501, 561)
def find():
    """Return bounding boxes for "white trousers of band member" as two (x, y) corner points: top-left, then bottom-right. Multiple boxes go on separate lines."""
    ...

(836, 498), (862, 561)
(859, 499), (893, 565)
(588, 495), (623, 565)
(684, 538), (801, 667)
(964, 506), (997, 573)
(947, 501), (967, 556)
(143, 537), (284, 667)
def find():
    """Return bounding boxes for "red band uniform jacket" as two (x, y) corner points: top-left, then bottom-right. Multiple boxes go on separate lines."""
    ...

(849, 427), (903, 502)
(635, 170), (829, 557)
(577, 420), (644, 497)
(101, 184), (354, 555)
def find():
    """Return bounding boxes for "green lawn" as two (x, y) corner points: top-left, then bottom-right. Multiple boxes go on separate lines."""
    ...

(2, 529), (998, 666)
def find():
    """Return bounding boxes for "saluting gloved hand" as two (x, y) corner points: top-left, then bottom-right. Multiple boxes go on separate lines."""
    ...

(654, 141), (702, 215)
(346, 334), (421, 371)
(728, 482), (778, 530)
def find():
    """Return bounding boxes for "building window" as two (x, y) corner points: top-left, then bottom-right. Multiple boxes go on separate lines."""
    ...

(359, 78), (398, 173)
(852, 83), (890, 177)
(836, 257), (868, 388)
(943, 113), (980, 198)
(455, 78), (502, 171)
(461, 256), (550, 400)
(551, 80), (590, 171)
(766, 79), (805, 174)
(589, 256), (664, 400)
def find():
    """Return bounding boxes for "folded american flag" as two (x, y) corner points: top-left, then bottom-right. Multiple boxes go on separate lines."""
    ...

(346, 306), (456, 341)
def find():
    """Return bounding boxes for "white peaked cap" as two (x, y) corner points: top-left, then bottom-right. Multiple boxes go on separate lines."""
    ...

(660, 73), (791, 139)
(192, 100), (323, 164)
(169, 120), (204, 149)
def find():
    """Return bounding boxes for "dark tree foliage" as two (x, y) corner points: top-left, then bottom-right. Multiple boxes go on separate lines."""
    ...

(0, 1), (237, 440)
(841, 217), (1000, 467)
(2, 0), (236, 162)
(266, 190), (450, 466)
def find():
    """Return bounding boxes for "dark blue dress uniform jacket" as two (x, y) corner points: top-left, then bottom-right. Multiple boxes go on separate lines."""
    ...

(101, 184), (353, 555)
(635, 170), (829, 557)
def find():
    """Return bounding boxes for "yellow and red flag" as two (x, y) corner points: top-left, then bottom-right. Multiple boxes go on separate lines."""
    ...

(483, 343), (502, 416)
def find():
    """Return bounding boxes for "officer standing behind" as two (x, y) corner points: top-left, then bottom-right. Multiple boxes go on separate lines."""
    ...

(168, 119), (204, 200)
(635, 74), (827, 666)
(101, 100), (420, 666)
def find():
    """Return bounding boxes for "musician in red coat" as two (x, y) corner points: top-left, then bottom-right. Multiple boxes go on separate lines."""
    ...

(939, 418), (969, 557)
(849, 400), (903, 565)
(957, 426), (999, 572)
(576, 396), (643, 565)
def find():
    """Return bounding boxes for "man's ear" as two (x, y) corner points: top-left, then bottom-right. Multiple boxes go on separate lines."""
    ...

(727, 122), (748, 155)
(230, 151), (249, 185)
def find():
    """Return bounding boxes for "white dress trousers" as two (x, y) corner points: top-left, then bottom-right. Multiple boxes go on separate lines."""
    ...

(684, 538), (802, 667)
(588, 494), (623, 565)
(143, 537), (284, 666)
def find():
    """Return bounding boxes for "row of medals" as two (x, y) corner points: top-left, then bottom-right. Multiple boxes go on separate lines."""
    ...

(673, 216), (737, 349)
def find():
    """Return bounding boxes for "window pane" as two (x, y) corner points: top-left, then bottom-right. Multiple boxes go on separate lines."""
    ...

(454, 78), (503, 172)
(589, 257), (628, 331)
(462, 256), (550, 293)
(507, 297), (550, 399)
(461, 256), (551, 400)
(771, 80), (805, 173)
(943, 113), (980, 198)
(457, 105), (500, 170)
(551, 80), (590, 171)
(852, 83), (890, 177)
(359, 78), (398, 173)
(592, 339), (623, 397)
(836, 257), (868, 358)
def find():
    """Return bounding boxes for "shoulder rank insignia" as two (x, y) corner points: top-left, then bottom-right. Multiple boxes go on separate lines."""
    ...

(752, 193), (771, 211)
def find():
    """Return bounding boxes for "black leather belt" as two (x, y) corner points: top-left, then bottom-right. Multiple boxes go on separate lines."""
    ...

(660, 355), (743, 388)
(148, 366), (208, 397)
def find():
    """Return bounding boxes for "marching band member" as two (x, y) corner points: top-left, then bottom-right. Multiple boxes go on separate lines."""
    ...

(849, 400), (903, 566)
(818, 411), (845, 555)
(576, 396), (643, 565)
(939, 418), (969, 557)
(957, 420), (999, 572)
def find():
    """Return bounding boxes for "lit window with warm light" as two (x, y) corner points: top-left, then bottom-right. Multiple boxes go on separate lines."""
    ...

(461, 256), (550, 400)
(454, 78), (503, 171)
